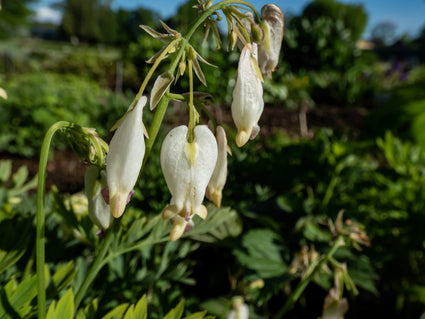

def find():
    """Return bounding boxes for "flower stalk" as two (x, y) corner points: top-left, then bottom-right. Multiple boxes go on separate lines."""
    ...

(273, 236), (345, 319)
(36, 121), (74, 319)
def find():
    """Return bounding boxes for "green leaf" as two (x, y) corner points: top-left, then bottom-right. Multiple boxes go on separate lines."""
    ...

(186, 205), (242, 242)
(233, 229), (288, 278)
(0, 217), (32, 274)
(55, 289), (74, 319)
(132, 295), (147, 319)
(76, 299), (98, 319)
(0, 160), (12, 183)
(46, 300), (57, 319)
(183, 311), (207, 319)
(47, 261), (76, 298)
(11, 166), (28, 189)
(0, 268), (48, 318)
(102, 304), (129, 319)
(163, 300), (185, 319)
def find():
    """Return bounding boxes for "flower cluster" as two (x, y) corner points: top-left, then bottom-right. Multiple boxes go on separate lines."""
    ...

(84, 2), (283, 241)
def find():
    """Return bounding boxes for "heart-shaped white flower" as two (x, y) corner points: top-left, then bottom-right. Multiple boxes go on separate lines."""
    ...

(106, 96), (146, 218)
(160, 125), (218, 241)
(231, 43), (264, 147)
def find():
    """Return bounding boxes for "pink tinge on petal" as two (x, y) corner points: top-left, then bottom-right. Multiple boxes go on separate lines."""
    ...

(96, 230), (105, 239)
(101, 187), (110, 204)
(250, 125), (260, 140)
(185, 209), (191, 222)
(126, 190), (135, 204)
(184, 221), (194, 233)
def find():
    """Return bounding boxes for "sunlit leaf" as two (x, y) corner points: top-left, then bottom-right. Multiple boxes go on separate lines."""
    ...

(163, 300), (185, 319)
(102, 304), (129, 319)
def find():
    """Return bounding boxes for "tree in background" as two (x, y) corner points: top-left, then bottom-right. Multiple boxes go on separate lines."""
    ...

(302, 0), (367, 41)
(371, 21), (397, 46)
(0, 0), (34, 38)
(115, 7), (160, 45)
(58, 0), (117, 43)
(284, 0), (368, 72)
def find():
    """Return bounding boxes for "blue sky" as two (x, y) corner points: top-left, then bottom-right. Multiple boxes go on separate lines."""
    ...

(34, 0), (425, 39)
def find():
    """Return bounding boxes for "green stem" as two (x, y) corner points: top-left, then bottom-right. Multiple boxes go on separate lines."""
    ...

(142, 96), (169, 169)
(131, 39), (180, 109)
(188, 59), (195, 143)
(273, 236), (344, 319)
(100, 236), (170, 268)
(70, 0), (262, 311)
(74, 219), (120, 310)
(36, 121), (73, 319)
(185, 0), (261, 41)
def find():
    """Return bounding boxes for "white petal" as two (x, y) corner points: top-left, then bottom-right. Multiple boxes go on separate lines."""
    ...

(106, 96), (146, 218)
(85, 166), (113, 230)
(191, 125), (218, 210)
(258, 4), (284, 77)
(160, 125), (192, 213)
(231, 43), (264, 147)
(206, 126), (228, 207)
(160, 125), (217, 224)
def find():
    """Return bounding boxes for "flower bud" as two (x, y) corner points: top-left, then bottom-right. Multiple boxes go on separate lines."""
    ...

(106, 96), (146, 218)
(258, 4), (284, 78)
(160, 125), (218, 241)
(231, 43), (264, 147)
(84, 166), (113, 230)
(206, 126), (228, 208)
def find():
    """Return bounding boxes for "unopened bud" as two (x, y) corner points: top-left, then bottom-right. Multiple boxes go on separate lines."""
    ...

(251, 23), (263, 43)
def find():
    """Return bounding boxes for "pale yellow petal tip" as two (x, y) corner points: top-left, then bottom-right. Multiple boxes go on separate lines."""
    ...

(0, 88), (7, 99)
(209, 189), (222, 208)
(110, 194), (126, 218)
(170, 221), (186, 241)
(162, 205), (178, 220)
(236, 130), (250, 147)
(194, 204), (208, 219)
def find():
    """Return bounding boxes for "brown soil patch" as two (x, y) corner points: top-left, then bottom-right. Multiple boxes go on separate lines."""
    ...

(1, 105), (367, 194)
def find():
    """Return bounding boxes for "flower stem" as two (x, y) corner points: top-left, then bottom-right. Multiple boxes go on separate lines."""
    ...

(131, 39), (180, 110)
(142, 96), (169, 169)
(74, 219), (120, 310)
(185, 0), (261, 41)
(36, 121), (73, 319)
(273, 236), (345, 319)
(187, 59), (195, 143)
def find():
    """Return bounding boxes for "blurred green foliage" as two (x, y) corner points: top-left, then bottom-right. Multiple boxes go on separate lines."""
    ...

(3, 127), (425, 317)
(0, 73), (129, 156)
(302, 0), (367, 41)
(0, 0), (35, 38)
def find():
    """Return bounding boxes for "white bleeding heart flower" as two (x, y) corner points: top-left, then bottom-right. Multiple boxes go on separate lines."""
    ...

(160, 125), (218, 241)
(231, 43), (264, 147)
(206, 126), (229, 208)
(258, 4), (284, 78)
(226, 297), (249, 319)
(106, 96), (146, 218)
(84, 166), (113, 230)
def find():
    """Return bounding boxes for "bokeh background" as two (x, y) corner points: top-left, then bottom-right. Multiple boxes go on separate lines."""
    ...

(1, 0), (425, 318)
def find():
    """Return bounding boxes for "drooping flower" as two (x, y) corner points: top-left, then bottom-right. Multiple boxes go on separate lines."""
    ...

(106, 96), (146, 218)
(231, 43), (264, 147)
(160, 125), (218, 241)
(226, 296), (249, 319)
(258, 4), (284, 78)
(206, 126), (229, 208)
(84, 166), (113, 230)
